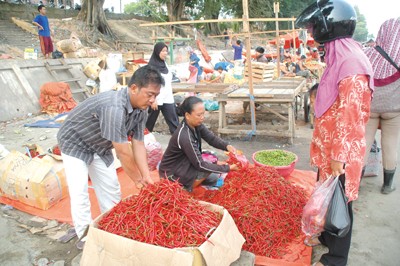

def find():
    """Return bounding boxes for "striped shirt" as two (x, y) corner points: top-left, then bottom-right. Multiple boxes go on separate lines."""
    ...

(57, 88), (147, 167)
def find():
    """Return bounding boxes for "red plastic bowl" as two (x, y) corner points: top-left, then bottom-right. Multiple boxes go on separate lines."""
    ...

(252, 149), (298, 179)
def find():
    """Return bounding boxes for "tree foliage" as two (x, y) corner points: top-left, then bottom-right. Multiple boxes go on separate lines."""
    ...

(124, 0), (154, 16)
(352, 5), (369, 42)
(135, 0), (344, 36)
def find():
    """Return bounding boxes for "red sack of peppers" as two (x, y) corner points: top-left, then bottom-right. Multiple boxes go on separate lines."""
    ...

(144, 129), (163, 171)
(301, 175), (339, 237)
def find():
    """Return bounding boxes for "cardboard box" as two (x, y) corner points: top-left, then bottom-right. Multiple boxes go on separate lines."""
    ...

(80, 201), (245, 266)
(24, 48), (38, 60)
(0, 151), (68, 210)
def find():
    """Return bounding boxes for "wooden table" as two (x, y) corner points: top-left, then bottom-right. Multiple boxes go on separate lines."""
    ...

(172, 83), (235, 94)
(214, 79), (306, 144)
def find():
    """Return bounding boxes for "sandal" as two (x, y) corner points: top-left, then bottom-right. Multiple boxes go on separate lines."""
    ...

(304, 236), (321, 247)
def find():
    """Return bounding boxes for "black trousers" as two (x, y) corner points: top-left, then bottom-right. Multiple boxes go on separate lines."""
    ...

(317, 173), (354, 266)
(146, 103), (179, 135)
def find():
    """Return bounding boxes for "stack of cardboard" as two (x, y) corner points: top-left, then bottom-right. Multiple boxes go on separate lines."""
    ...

(245, 62), (275, 83)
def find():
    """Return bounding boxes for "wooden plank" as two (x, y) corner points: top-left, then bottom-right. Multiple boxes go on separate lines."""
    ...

(58, 78), (82, 83)
(245, 68), (274, 75)
(70, 88), (89, 94)
(215, 95), (293, 103)
(140, 17), (296, 27)
(11, 65), (39, 104)
(245, 73), (274, 79)
(172, 83), (230, 93)
(218, 127), (291, 138)
(48, 65), (72, 71)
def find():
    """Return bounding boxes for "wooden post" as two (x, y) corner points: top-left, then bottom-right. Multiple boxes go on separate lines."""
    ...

(292, 17), (296, 54)
(274, 2), (281, 78)
(242, 0), (256, 135)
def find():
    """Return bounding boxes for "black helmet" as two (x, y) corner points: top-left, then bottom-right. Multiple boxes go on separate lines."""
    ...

(295, 0), (357, 44)
(255, 46), (265, 54)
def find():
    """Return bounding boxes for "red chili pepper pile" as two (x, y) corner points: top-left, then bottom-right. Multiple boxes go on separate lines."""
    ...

(203, 154), (307, 258)
(97, 179), (221, 248)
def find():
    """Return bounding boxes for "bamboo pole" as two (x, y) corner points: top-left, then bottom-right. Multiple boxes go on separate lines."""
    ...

(242, 0), (256, 135)
(274, 2), (281, 78)
(208, 29), (302, 38)
(292, 17), (297, 52)
(139, 17), (296, 27)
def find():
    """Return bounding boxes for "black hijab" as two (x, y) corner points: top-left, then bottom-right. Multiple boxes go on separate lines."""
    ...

(148, 42), (169, 74)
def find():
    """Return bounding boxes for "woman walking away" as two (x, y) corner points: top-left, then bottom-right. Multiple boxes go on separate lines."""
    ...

(146, 42), (179, 134)
(296, 0), (374, 265)
(363, 18), (400, 194)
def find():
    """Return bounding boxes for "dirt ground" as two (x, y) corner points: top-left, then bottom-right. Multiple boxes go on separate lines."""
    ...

(0, 104), (399, 265)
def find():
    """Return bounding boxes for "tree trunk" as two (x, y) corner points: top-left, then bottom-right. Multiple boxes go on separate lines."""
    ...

(166, 0), (185, 22)
(166, 0), (186, 35)
(77, 0), (115, 38)
(203, 0), (222, 36)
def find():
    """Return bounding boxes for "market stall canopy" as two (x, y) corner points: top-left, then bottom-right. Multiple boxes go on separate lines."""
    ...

(269, 32), (301, 49)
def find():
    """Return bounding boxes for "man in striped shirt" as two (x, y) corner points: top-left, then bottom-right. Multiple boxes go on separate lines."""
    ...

(57, 65), (164, 249)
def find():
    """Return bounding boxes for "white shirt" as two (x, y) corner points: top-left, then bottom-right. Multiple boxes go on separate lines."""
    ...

(156, 66), (174, 105)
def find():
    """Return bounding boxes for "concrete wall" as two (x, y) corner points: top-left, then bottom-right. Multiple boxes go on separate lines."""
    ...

(0, 58), (93, 122)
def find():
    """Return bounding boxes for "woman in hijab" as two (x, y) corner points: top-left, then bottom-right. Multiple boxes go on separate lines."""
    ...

(296, 1), (374, 265)
(363, 18), (400, 194)
(146, 42), (179, 134)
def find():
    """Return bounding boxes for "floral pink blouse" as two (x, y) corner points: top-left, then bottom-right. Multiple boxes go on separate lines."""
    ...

(310, 75), (372, 201)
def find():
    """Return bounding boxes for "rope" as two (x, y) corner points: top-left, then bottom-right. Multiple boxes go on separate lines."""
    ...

(243, 93), (257, 141)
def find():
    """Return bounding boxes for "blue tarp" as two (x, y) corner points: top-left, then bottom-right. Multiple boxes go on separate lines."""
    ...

(24, 113), (68, 128)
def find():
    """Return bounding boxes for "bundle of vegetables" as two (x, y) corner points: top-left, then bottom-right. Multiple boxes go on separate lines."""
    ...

(98, 179), (222, 248)
(202, 153), (307, 258)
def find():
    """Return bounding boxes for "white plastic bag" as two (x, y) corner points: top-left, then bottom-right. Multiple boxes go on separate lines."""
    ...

(144, 130), (163, 171)
(302, 175), (339, 237)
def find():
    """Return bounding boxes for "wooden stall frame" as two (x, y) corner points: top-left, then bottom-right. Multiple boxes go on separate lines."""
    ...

(140, 1), (302, 142)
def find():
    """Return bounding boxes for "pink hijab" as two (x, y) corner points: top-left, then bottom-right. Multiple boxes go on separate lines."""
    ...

(314, 38), (374, 118)
(364, 18), (400, 86)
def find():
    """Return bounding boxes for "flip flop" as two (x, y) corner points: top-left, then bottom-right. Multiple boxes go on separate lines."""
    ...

(58, 228), (77, 243)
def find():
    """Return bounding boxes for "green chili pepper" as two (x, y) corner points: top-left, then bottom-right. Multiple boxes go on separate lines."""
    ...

(255, 150), (296, 166)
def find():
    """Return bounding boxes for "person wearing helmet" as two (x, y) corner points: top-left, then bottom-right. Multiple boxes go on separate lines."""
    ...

(296, 1), (374, 265)
(254, 46), (269, 63)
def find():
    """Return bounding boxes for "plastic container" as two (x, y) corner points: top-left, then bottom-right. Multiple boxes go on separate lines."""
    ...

(252, 149), (298, 178)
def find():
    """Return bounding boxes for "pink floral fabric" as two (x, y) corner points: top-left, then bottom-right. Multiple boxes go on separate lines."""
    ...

(310, 75), (372, 201)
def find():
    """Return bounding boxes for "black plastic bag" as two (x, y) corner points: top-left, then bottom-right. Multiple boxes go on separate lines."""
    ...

(324, 179), (351, 237)
(52, 50), (63, 59)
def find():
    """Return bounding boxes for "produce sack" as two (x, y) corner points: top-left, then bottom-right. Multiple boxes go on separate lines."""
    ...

(324, 179), (351, 238)
(301, 175), (338, 237)
(144, 130), (163, 171)
(56, 34), (83, 53)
